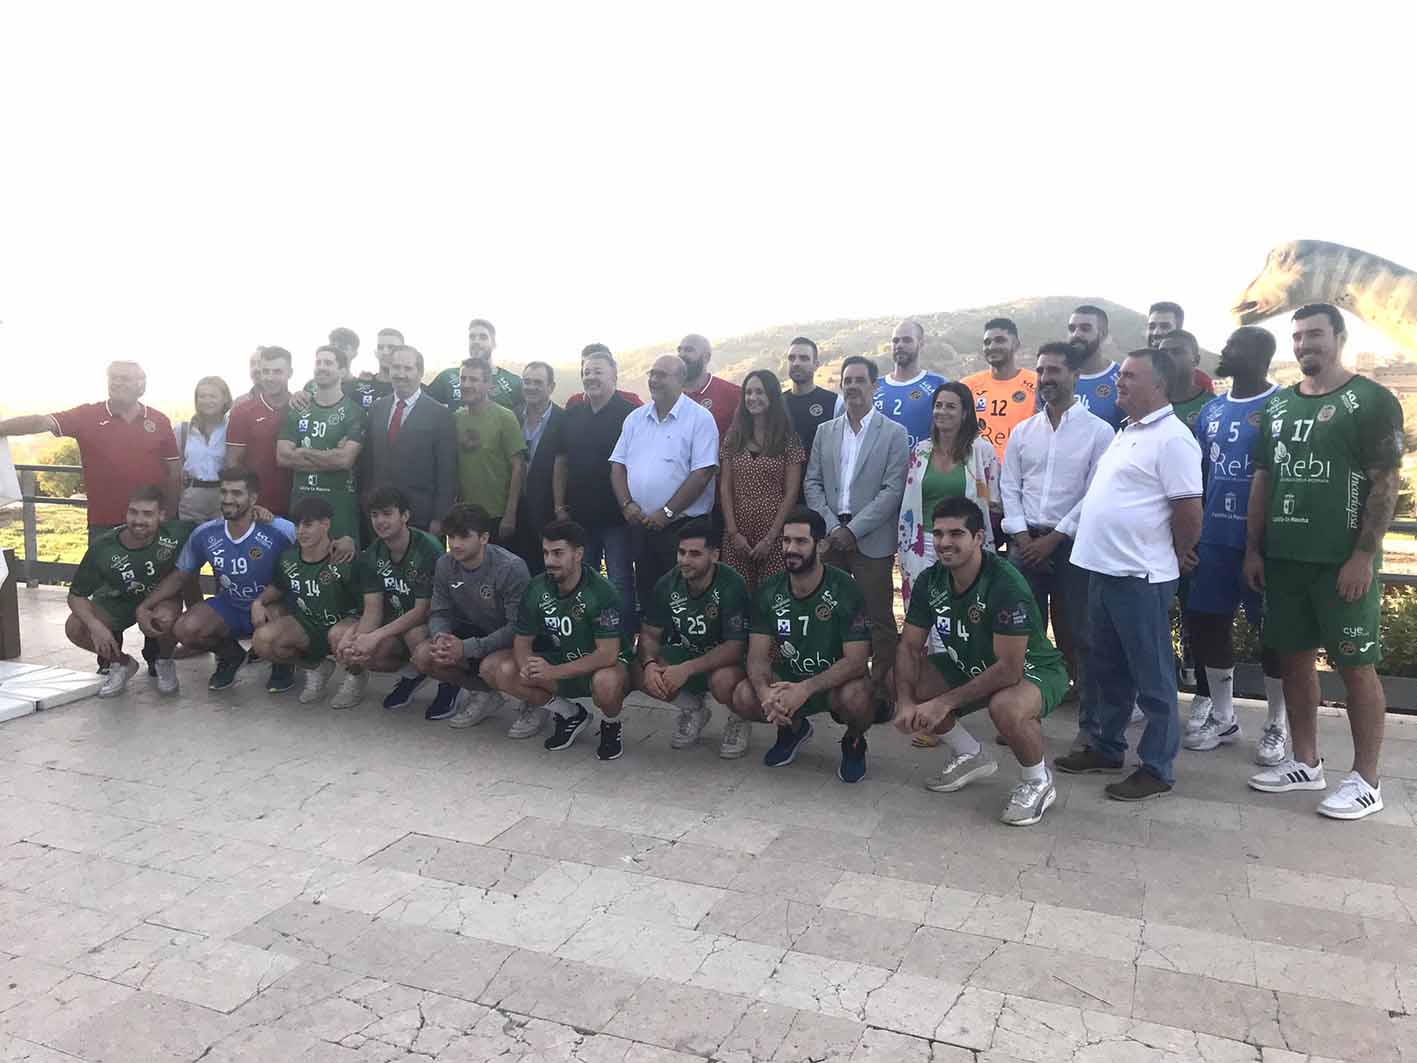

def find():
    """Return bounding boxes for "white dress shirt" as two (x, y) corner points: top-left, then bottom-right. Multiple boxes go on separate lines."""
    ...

(1000, 400), (1116, 538)
(1071, 405), (1203, 583)
(388, 387), (422, 430)
(838, 407), (876, 514)
(609, 392), (720, 516)
(180, 419), (229, 480)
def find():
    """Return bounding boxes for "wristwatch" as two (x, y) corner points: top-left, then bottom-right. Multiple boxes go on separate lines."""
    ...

(662, 505), (675, 521)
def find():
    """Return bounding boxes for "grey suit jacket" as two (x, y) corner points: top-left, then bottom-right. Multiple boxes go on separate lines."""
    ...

(804, 412), (909, 559)
(366, 392), (459, 530)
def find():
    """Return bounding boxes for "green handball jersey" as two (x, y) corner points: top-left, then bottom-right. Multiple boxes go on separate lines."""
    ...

(427, 365), (525, 417)
(355, 529), (443, 620)
(274, 548), (361, 631)
(644, 563), (749, 691)
(516, 564), (632, 698)
(72, 520), (196, 631)
(279, 395), (367, 543)
(1254, 375), (1403, 564)
(751, 565), (869, 683)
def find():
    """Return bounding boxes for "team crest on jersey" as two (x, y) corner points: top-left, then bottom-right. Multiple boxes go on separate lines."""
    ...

(318, 567), (335, 584)
(705, 603), (719, 620)
(1317, 404), (1336, 423)
(479, 584), (494, 600)
(809, 403), (823, 417)
(1247, 410), (1262, 428)
(1340, 640), (1357, 658)
(814, 603), (832, 621)
(156, 547), (173, 561)
(1095, 385), (1112, 398)
(571, 602), (586, 620)
(249, 546), (263, 560)
(142, 419), (156, 433)
(701, 398), (713, 409)
(1012, 391), (1027, 403)
(967, 604), (983, 625)
(908, 390), (922, 401)
(777, 618), (792, 635)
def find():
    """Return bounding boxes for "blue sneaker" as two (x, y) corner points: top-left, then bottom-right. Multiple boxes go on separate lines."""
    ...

(267, 663), (296, 694)
(763, 717), (813, 767)
(208, 647), (247, 691)
(383, 675), (426, 710)
(425, 683), (458, 721)
(838, 731), (868, 784)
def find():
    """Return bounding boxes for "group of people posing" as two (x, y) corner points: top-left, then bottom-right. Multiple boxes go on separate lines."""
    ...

(0, 298), (1402, 826)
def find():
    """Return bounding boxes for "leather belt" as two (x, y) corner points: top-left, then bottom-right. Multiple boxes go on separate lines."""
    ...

(184, 476), (220, 488)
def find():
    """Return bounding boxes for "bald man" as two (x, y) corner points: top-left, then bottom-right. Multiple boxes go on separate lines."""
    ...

(678, 333), (741, 439)
(877, 319), (948, 449)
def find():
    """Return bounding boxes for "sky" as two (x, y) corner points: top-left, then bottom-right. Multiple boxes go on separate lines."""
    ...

(2, 2), (1414, 411)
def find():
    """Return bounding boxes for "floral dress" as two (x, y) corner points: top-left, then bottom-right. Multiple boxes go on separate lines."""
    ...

(720, 435), (807, 592)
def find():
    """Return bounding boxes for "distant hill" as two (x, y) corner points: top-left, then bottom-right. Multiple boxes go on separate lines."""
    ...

(610, 296), (1153, 398)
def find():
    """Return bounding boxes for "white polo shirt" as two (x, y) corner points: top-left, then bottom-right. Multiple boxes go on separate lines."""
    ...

(609, 392), (720, 516)
(1071, 405), (1202, 582)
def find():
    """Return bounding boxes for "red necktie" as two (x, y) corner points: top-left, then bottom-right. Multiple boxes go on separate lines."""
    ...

(388, 399), (406, 446)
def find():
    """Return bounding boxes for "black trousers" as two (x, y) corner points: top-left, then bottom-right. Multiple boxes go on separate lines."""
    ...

(628, 519), (686, 615)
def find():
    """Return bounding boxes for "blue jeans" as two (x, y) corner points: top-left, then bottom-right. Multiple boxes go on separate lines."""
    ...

(585, 524), (638, 636)
(1082, 573), (1180, 784)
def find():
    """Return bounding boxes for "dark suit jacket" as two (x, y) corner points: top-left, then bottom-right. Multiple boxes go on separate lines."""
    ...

(519, 403), (563, 533)
(366, 392), (458, 529)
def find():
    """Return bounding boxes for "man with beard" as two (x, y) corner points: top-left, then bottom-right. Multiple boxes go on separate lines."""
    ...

(1147, 301), (1213, 393)
(489, 520), (634, 760)
(226, 346), (295, 518)
(896, 497), (1070, 826)
(1067, 305), (1125, 430)
(427, 318), (524, 419)
(783, 337), (838, 489)
(278, 345), (366, 544)
(234, 347), (264, 408)
(877, 319), (948, 449)
(730, 506), (876, 782)
(635, 519), (751, 756)
(678, 333), (741, 439)
(1158, 330), (1215, 433)
(1182, 328), (1287, 764)
(452, 359), (525, 543)
(962, 318), (1038, 464)
(250, 496), (363, 705)
(68, 485), (193, 698)
(1244, 303), (1404, 820)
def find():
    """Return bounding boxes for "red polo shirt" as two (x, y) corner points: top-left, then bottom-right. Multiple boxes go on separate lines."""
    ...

(226, 392), (293, 516)
(51, 401), (179, 527)
(687, 374), (740, 439)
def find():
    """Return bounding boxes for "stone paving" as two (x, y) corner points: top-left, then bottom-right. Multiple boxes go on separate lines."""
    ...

(2, 585), (1416, 1062)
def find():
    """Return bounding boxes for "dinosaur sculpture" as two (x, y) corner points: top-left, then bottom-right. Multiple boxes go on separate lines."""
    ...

(1233, 239), (1417, 353)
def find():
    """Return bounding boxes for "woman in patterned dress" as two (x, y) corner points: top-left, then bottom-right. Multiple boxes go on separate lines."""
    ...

(718, 370), (806, 593)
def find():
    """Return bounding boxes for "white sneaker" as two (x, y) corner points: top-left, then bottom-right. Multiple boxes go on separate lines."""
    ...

(924, 750), (998, 792)
(1317, 772), (1383, 820)
(330, 670), (368, 710)
(298, 660), (336, 704)
(154, 658), (179, 696)
(1183, 716), (1241, 751)
(1179, 666), (1197, 688)
(670, 695), (711, 749)
(719, 715), (751, 759)
(448, 689), (494, 728)
(1001, 778), (1056, 826)
(1185, 696), (1213, 736)
(1255, 723), (1288, 767)
(507, 703), (546, 739)
(98, 657), (139, 699)
(1248, 756), (1326, 793)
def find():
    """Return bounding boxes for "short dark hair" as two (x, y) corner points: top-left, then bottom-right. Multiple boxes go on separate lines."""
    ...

(983, 317), (1018, 338)
(677, 517), (720, 550)
(524, 361), (555, 389)
(292, 495), (334, 524)
(460, 358), (489, 380)
(1159, 328), (1200, 360)
(1125, 347), (1179, 398)
(581, 342), (612, 359)
(443, 503), (495, 538)
(316, 344), (348, 370)
(788, 336), (819, 359)
(329, 327), (359, 350)
(840, 355), (878, 384)
(932, 495), (985, 534)
(1231, 325), (1278, 362)
(377, 328), (404, 343)
(1037, 341), (1075, 365)
(128, 484), (165, 507)
(541, 519), (586, 550)
(1148, 301), (1184, 324)
(365, 484), (412, 516)
(390, 344), (425, 373)
(260, 345), (292, 366)
(1072, 304), (1110, 333)
(218, 465), (260, 493)
(468, 318), (497, 339)
(781, 505), (826, 541)
(1294, 302), (1345, 336)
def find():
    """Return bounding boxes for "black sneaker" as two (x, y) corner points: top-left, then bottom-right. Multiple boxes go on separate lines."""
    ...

(267, 664), (296, 694)
(208, 647), (247, 691)
(247, 647), (262, 664)
(425, 683), (458, 720)
(763, 717), (813, 767)
(545, 706), (592, 751)
(597, 720), (624, 761)
(383, 675), (426, 710)
(838, 730), (867, 784)
(142, 637), (160, 678)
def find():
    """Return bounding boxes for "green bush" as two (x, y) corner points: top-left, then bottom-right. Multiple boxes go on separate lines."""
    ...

(34, 439), (84, 498)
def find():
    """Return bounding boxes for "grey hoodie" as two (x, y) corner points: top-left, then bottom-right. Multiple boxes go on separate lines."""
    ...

(428, 544), (530, 660)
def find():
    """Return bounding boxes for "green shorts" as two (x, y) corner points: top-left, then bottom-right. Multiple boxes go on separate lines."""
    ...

(555, 649), (633, 700)
(91, 599), (137, 635)
(293, 616), (339, 667)
(769, 666), (891, 724)
(1262, 557), (1382, 667)
(928, 654), (1068, 719)
(661, 643), (745, 695)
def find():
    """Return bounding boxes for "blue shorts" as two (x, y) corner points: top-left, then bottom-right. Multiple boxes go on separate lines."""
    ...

(1185, 543), (1261, 624)
(207, 595), (256, 640)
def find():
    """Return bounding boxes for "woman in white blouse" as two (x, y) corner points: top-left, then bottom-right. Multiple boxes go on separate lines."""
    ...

(177, 376), (233, 522)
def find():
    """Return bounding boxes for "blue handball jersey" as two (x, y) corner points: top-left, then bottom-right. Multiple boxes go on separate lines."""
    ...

(1075, 362), (1123, 430)
(874, 372), (948, 449)
(178, 517), (297, 605)
(1194, 385), (1278, 549)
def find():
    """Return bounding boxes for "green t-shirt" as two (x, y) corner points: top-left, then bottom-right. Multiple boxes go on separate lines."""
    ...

(1172, 389), (1213, 434)
(515, 563), (632, 664)
(750, 565), (870, 681)
(643, 562), (750, 667)
(274, 546), (361, 629)
(427, 365), (525, 419)
(278, 394), (367, 505)
(454, 403), (527, 517)
(1254, 375), (1404, 564)
(355, 528), (443, 619)
(906, 551), (1065, 679)
(921, 462), (967, 530)
(71, 520), (196, 624)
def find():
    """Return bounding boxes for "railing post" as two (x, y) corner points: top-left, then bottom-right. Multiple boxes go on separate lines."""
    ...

(19, 470), (38, 588)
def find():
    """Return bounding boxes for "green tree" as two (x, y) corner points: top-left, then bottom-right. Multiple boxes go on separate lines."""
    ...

(34, 439), (84, 498)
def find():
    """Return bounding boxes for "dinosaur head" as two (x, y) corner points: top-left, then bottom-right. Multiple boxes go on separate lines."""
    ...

(1232, 241), (1312, 325)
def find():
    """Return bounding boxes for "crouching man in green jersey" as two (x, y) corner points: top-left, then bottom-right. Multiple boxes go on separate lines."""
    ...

(895, 497), (1070, 826)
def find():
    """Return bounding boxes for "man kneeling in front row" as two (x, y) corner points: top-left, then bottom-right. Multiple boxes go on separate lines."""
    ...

(895, 497), (1071, 826)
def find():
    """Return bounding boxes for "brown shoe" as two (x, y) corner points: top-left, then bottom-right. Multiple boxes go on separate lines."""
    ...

(1054, 749), (1125, 775)
(1105, 769), (1173, 802)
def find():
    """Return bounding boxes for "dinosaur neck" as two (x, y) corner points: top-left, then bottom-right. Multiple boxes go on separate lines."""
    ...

(1310, 247), (1417, 352)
